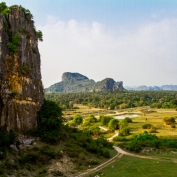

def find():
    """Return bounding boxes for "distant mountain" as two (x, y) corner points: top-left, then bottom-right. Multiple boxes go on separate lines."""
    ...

(45, 72), (124, 93)
(125, 85), (177, 91)
(161, 85), (177, 90)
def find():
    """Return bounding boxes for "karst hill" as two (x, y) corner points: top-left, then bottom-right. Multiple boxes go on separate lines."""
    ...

(45, 72), (125, 93)
(0, 4), (44, 133)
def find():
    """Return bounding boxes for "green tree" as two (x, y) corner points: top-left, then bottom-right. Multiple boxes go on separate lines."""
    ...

(36, 30), (43, 41)
(83, 126), (101, 137)
(101, 116), (113, 126)
(110, 104), (115, 110)
(108, 119), (119, 131)
(72, 114), (83, 125)
(119, 127), (130, 136)
(84, 114), (97, 125)
(37, 100), (63, 143)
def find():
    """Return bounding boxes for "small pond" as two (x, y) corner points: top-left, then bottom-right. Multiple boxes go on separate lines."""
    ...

(114, 114), (140, 119)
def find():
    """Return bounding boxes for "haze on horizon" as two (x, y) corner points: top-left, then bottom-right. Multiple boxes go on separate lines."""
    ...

(5, 0), (177, 87)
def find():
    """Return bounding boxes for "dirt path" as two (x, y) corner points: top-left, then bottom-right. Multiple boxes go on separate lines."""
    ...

(99, 126), (118, 142)
(113, 146), (158, 160)
(98, 126), (108, 132)
(76, 150), (122, 177)
(75, 146), (157, 177)
(107, 132), (118, 141)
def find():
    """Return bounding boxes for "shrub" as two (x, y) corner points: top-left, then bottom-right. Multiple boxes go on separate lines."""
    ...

(8, 34), (21, 55)
(127, 132), (160, 152)
(72, 114), (83, 125)
(68, 129), (112, 158)
(142, 123), (152, 129)
(163, 117), (175, 125)
(83, 126), (101, 136)
(10, 91), (18, 97)
(119, 127), (130, 136)
(84, 114), (97, 125)
(21, 64), (30, 75)
(0, 127), (16, 156)
(149, 128), (157, 133)
(36, 30), (43, 41)
(39, 145), (56, 159)
(123, 117), (133, 123)
(171, 123), (176, 128)
(18, 145), (57, 166)
(113, 136), (129, 142)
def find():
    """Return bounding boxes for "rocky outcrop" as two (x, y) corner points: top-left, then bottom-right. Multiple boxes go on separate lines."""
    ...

(45, 72), (124, 93)
(0, 5), (44, 132)
(93, 78), (124, 91)
(62, 72), (89, 82)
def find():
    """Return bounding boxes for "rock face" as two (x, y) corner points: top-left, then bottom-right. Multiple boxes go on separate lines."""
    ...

(62, 72), (89, 82)
(45, 72), (124, 93)
(94, 78), (124, 92)
(0, 6), (44, 132)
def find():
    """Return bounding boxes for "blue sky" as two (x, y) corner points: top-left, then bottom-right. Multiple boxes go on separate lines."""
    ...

(4, 0), (177, 87)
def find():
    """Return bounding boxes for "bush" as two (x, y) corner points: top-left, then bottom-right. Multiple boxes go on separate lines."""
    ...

(127, 132), (160, 152)
(83, 126), (101, 136)
(113, 136), (129, 142)
(123, 117), (133, 123)
(119, 127), (130, 136)
(36, 30), (43, 41)
(171, 123), (176, 128)
(142, 123), (152, 129)
(68, 129), (112, 158)
(8, 34), (21, 55)
(18, 145), (57, 165)
(84, 114), (97, 125)
(21, 64), (30, 75)
(72, 114), (83, 125)
(149, 128), (157, 133)
(163, 117), (175, 125)
(0, 127), (16, 156)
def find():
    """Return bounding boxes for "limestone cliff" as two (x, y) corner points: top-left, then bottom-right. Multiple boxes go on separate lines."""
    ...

(45, 72), (124, 93)
(0, 5), (44, 132)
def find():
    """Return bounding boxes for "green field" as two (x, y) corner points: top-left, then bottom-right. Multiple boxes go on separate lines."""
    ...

(89, 155), (177, 177)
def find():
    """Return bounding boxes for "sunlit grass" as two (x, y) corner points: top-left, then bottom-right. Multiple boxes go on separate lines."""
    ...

(89, 155), (177, 177)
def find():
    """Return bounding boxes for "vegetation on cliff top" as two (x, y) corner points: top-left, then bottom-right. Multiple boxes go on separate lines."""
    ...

(0, 2), (43, 49)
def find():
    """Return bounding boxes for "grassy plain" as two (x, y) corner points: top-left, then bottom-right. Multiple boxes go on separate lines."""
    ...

(64, 104), (177, 138)
(63, 105), (177, 176)
(90, 155), (177, 177)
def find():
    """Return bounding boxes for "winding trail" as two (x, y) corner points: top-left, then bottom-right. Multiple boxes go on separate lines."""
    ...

(99, 126), (118, 141)
(76, 127), (165, 177)
(76, 151), (122, 177)
(113, 146), (158, 160)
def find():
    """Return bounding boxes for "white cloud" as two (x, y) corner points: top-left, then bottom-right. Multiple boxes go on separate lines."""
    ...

(38, 17), (177, 87)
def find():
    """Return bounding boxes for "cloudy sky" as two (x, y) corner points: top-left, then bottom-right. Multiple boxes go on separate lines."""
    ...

(5, 0), (177, 87)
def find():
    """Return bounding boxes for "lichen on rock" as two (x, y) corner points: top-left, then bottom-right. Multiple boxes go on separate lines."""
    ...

(0, 3), (44, 133)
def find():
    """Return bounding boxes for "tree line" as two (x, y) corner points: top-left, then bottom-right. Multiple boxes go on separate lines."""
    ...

(45, 91), (177, 110)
